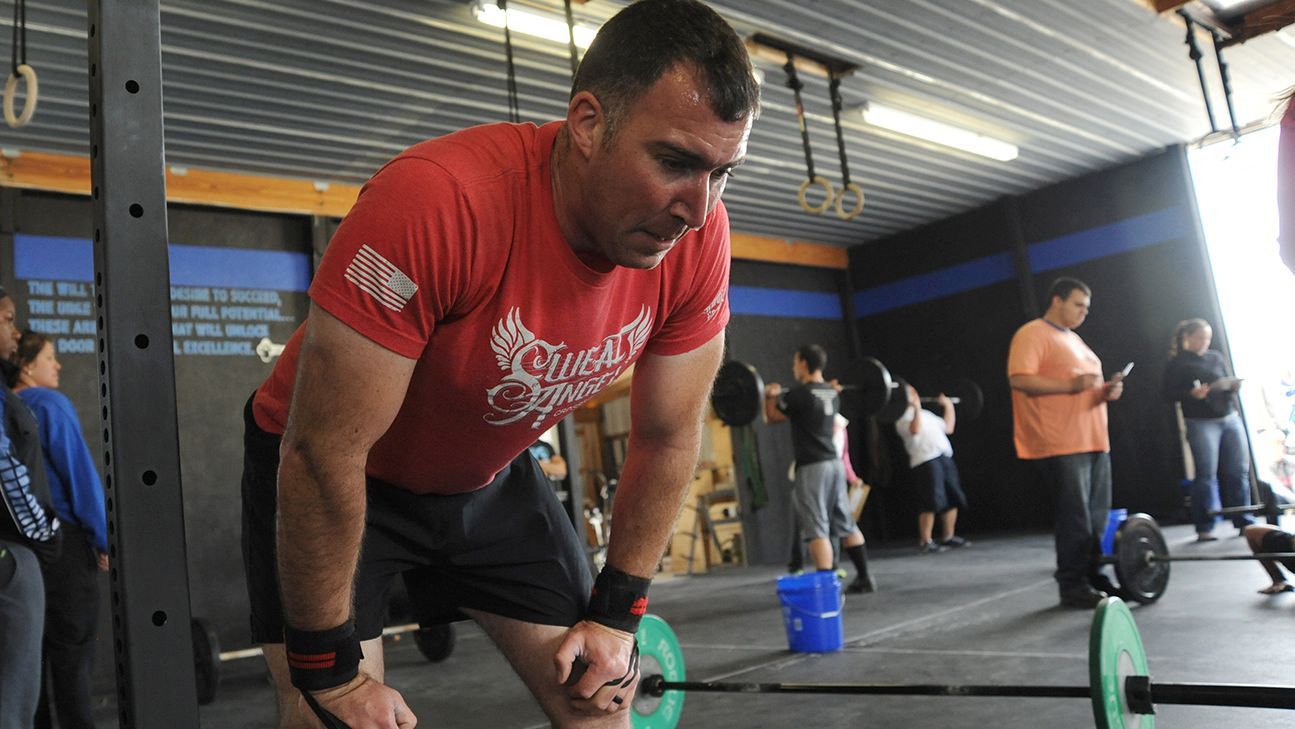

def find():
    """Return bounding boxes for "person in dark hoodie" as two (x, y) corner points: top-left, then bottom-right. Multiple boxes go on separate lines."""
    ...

(0, 286), (61, 729)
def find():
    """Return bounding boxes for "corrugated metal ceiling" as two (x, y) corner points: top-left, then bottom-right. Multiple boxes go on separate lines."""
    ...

(1, 0), (1292, 247)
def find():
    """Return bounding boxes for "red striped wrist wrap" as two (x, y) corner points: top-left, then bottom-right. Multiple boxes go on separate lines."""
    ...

(587, 565), (651, 634)
(284, 620), (362, 692)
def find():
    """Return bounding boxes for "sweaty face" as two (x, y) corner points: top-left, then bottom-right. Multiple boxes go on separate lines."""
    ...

(1054, 291), (1091, 329)
(27, 341), (60, 389)
(1184, 325), (1212, 354)
(0, 298), (18, 360)
(579, 66), (751, 270)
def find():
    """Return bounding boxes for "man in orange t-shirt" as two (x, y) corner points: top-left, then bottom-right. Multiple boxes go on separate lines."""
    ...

(1007, 277), (1125, 609)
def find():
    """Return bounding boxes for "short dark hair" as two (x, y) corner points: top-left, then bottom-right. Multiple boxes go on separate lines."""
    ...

(572, 0), (761, 140)
(1048, 277), (1091, 304)
(796, 344), (827, 374)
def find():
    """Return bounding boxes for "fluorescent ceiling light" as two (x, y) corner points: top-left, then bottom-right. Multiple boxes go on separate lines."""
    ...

(859, 102), (1019, 162)
(472, 1), (598, 49)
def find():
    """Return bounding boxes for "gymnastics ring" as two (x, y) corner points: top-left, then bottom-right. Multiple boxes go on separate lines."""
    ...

(834, 182), (864, 220)
(4, 64), (38, 128)
(797, 176), (835, 215)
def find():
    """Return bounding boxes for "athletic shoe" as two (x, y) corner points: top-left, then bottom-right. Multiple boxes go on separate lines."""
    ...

(940, 536), (971, 549)
(918, 540), (944, 554)
(1195, 532), (1218, 542)
(845, 574), (877, 594)
(1059, 587), (1107, 609)
(835, 567), (848, 580)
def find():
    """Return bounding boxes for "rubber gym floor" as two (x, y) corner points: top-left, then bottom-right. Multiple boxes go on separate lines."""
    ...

(87, 520), (1295, 728)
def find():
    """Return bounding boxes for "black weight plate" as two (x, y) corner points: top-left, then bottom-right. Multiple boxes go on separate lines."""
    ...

(192, 617), (221, 706)
(874, 376), (910, 424)
(1112, 514), (1170, 605)
(415, 624), (456, 663)
(711, 361), (764, 426)
(952, 378), (984, 421)
(852, 357), (894, 416)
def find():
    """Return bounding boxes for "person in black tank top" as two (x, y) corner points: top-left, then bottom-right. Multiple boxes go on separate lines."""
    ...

(765, 345), (875, 594)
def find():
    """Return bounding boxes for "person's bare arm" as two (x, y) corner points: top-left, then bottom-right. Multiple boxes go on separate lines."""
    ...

(939, 394), (956, 434)
(764, 383), (787, 424)
(1009, 373), (1099, 395)
(277, 303), (417, 631)
(555, 333), (724, 709)
(606, 332), (724, 576)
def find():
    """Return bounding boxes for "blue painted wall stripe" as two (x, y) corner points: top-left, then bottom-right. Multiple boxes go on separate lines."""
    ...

(1026, 207), (1191, 273)
(851, 206), (1191, 319)
(13, 234), (312, 291)
(729, 286), (842, 320)
(853, 252), (1015, 318)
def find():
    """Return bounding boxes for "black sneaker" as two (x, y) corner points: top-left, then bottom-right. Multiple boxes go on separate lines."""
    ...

(1059, 587), (1107, 610)
(1090, 574), (1123, 598)
(845, 575), (877, 594)
(940, 536), (971, 549)
(918, 540), (944, 554)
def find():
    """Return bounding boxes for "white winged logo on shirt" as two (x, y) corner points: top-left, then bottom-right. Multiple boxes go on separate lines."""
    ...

(485, 306), (653, 428)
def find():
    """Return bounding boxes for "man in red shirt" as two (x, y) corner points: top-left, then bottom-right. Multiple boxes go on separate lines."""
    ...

(238, 1), (759, 726)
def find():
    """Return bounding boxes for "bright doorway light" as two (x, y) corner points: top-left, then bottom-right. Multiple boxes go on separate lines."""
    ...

(1188, 126), (1295, 493)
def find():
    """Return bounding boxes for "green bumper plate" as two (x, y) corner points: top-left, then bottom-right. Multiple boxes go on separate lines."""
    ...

(1090, 597), (1153, 729)
(632, 614), (687, 729)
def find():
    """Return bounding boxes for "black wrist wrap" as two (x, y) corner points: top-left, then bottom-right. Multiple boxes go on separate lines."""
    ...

(284, 620), (362, 692)
(587, 565), (651, 634)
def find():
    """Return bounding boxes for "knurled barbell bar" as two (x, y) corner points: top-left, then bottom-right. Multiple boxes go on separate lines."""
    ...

(1104, 513), (1295, 605)
(1206, 481), (1294, 524)
(630, 600), (1295, 729)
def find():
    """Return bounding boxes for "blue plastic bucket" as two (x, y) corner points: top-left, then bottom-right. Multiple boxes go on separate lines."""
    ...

(1101, 508), (1128, 556)
(776, 572), (844, 653)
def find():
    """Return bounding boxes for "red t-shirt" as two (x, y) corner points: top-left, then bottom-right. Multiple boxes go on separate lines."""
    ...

(253, 121), (731, 494)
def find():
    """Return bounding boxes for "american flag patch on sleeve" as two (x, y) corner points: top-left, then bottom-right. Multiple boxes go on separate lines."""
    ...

(344, 244), (419, 312)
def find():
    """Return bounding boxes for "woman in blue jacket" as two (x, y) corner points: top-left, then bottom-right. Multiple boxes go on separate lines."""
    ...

(12, 330), (105, 729)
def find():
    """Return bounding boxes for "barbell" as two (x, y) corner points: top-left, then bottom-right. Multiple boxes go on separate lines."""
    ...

(189, 618), (455, 706)
(630, 600), (1295, 729)
(711, 358), (984, 428)
(1206, 481), (1294, 524)
(873, 375), (985, 425)
(1105, 513), (1295, 605)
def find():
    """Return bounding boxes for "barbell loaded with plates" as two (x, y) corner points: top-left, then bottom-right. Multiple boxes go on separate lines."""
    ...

(630, 602), (1295, 729)
(1105, 513), (1295, 605)
(189, 618), (455, 706)
(709, 357), (894, 427)
(873, 375), (985, 425)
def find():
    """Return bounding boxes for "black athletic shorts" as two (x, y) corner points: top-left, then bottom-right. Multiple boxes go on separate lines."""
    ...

(240, 394), (593, 644)
(912, 454), (967, 515)
(1259, 529), (1295, 573)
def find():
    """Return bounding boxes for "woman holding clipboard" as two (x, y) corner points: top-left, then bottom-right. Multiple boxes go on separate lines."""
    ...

(1164, 318), (1255, 541)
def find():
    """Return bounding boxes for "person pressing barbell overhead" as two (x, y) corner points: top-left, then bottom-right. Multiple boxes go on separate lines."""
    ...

(237, 2), (760, 727)
(765, 345), (875, 594)
(1243, 524), (1295, 594)
(1008, 277), (1125, 610)
(894, 384), (970, 554)
(1163, 318), (1255, 542)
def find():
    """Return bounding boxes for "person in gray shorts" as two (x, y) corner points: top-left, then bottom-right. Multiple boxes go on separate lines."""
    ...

(765, 344), (876, 593)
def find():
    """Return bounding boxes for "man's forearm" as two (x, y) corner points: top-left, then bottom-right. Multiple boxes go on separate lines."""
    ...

(276, 447), (367, 630)
(605, 434), (703, 579)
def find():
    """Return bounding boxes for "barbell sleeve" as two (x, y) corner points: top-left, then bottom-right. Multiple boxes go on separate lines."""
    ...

(1141, 681), (1295, 710)
(1147, 552), (1295, 563)
(919, 396), (962, 404)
